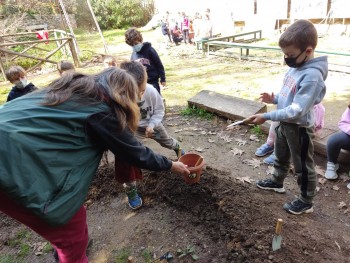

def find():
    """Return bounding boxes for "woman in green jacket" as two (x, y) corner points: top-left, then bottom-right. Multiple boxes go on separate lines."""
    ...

(0, 67), (189, 263)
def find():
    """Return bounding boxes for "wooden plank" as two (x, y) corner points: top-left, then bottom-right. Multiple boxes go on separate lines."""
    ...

(188, 90), (266, 120)
(0, 47), (56, 63)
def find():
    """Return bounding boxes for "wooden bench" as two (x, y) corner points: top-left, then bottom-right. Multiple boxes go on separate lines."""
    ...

(188, 90), (350, 163)
(206, 41), (280, 56)
(197, 30), (263, 51)
(24, 24), (48, 32)
(188, 90), (266, 121)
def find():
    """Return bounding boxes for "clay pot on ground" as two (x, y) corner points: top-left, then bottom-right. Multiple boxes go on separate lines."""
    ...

(179, 153), (205, 184)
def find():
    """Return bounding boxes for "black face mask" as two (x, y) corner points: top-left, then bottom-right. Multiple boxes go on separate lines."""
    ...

(284, 49), (307, 68)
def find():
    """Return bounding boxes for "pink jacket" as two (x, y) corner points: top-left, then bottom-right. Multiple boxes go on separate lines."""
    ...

(338, 107), (350, 135)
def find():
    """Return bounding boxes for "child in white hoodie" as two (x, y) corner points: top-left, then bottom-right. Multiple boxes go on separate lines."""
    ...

(116, 61), (185, 210)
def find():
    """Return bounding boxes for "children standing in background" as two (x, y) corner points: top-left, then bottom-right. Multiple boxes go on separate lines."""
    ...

(180, 12), (189, 44)
(103, 55), (117, 68)
(325, 103), (350, 189)
(246, 20), (327, 215)
(5, 66), (38, 102)
(57, 60), (75, 76)
(125, 28), (166, 94)
(116, 61), (185, 209)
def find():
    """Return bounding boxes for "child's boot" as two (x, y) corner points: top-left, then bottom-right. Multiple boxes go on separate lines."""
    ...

(325, 162), (339, 180)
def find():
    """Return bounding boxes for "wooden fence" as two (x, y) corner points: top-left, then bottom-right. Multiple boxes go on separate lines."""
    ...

(0, 29), (79, 79)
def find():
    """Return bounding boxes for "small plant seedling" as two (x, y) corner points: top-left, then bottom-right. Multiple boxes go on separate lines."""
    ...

(114, 248), (131, 263)
(180, 106), (213, 120)
(177, 245), (199, 261)
(250, 125), (264, 137)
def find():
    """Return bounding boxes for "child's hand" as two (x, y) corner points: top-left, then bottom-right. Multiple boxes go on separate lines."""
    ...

(145, 127), (154, 138)
(260, 92), (274, 103)
(161, 82), (166, 87)
(245, 114), (266, 125)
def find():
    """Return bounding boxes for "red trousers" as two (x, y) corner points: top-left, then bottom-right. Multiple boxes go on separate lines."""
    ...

(0, 191), (89, 263)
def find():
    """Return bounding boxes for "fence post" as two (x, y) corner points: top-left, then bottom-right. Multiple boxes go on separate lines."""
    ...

(0, 52), (7, 80)
(68, 38), (80, 67)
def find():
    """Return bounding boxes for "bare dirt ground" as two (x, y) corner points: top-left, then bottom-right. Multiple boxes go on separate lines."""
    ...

(1, 105), (350, 263)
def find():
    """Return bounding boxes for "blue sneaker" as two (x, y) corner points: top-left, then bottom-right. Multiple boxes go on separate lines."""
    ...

(263, 152), (275, 165)
(255, 143), (274, 157)
(283, 199), (313, 215)
(126, 188), (142, 210)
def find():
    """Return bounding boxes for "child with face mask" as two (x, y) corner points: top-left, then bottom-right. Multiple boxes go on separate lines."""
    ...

(125, 28), (166, 95)
(5, 66), (38, 102)
(245, 20), (328, 215)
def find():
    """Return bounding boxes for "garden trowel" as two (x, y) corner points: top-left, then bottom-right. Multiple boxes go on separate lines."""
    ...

(272, 218), (283, 251)
(226, 118), (249, 129)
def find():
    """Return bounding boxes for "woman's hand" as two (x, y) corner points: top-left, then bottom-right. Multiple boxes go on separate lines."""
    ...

(260, 92), (274, 104)
(171, 161), (190, 176)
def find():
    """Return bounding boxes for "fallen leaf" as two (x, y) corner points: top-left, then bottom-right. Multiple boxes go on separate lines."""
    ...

(208, 138), (215, 143)
(316, 186), (320, 192)
(195, 147), (204, 152)
(344, 209), (348, 214)
(333, 185), (340, 191)
(235, 138), (247, 146)
(229, 148), (244, 156)
(236, 176), (254, 184)
(243, 158), (262, 168)
(249, 134), (260, 142)
(200, 131), (207, 135)
(315, 165), (325, 176)
(266, 166), (274, 175)
(338, 201), (347, 208)
(174, 129), (183, 133)
(318, 178), (327, 185)
(208, 131), (217, 135)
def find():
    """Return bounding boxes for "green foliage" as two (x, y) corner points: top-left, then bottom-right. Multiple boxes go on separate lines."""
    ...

(42, 243), (53, 253)
(0, 255), (18, 263)
(250, 125), (264, 136)
(177, 245), (199, 261)
(17, 244), (30, 258)
(114, 248), (131, 263)
(90, 0), (155, 29)
(6, 230), (31, 247)
(181, 105), (213, 120)
(142, 249), (153, 262)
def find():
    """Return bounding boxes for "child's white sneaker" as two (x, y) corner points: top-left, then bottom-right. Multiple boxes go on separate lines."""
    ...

(325, 162), (339, 180)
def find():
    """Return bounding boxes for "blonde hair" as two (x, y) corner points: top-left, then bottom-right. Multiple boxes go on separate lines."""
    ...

(57, 60), (75, 75)
(43, 68), (140, 132)
(5, 66), (26, 83)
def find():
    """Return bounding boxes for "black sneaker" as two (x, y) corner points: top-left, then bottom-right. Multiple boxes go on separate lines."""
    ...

(283, 199), (313, 215)
(256, 178), (285, 193)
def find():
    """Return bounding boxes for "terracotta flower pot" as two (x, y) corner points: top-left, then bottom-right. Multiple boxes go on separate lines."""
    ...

(179, 153), (205, 185)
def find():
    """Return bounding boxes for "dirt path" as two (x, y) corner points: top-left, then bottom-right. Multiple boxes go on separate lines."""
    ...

(1, 106), (349, 263)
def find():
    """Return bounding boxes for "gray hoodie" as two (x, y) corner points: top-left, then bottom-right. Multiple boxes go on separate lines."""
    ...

(264, 56), (327, 127)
